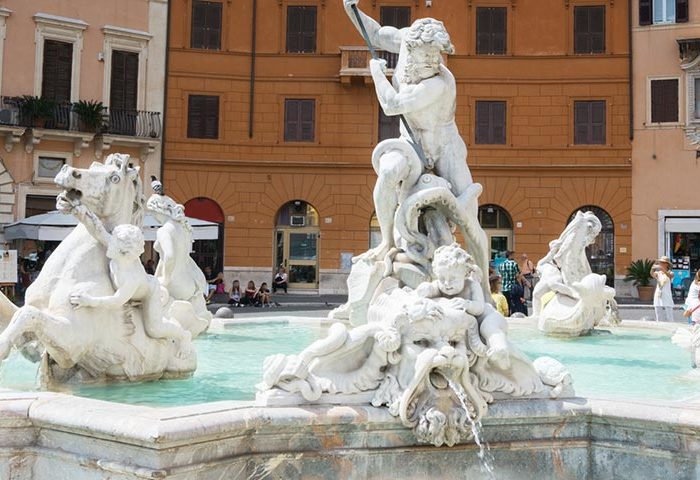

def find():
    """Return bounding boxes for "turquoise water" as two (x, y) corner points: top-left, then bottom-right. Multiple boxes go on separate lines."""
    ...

(510, 324), (700, 402)
(2, 321), (699, 406)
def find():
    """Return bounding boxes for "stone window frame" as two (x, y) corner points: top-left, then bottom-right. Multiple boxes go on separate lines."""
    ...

(278, 95), (322, 144)
(32, 150), (72, 184)
(0, 8), (11, 96)
(565, 0), (611, 56)
(101, 26), (152, 111)
(17, 184), (63, 219)
(645, 75), (682, 127)
(468, 97), (512, 148)
(470, 1), (514, 55)
(33, 13), (88, 102)
(278, 0), (325, 55)
(569, 96), (610, 146)
(683, 56), (700, 126)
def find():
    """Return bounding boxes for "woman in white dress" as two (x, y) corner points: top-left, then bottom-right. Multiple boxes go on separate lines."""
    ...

(684, 270), (700, 325)
(652, 256), (674, 322)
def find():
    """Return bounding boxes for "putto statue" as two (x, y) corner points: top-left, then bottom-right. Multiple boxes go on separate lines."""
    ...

(258, 1), (573, 448)
(533, 210), (618, 336)
(0, 154), (203, 384)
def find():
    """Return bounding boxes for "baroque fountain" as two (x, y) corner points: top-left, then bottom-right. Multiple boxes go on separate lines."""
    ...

(0, 2), (700, 479)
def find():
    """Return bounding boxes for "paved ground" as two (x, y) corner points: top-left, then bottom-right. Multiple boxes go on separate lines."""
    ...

(208, 293), (693, 324)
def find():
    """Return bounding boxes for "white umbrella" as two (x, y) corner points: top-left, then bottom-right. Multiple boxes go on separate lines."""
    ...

(3, 211), (219, 242)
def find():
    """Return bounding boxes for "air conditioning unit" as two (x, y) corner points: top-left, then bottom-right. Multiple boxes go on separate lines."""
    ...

(290, 215), (305, 227)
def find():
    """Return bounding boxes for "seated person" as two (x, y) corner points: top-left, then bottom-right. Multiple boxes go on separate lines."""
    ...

(203, 266), (224, 304)
(490, 274), (509, 317)
(273, 267), (288, 294)
(228, 279), (242, 307)
(241, 280), (259, 306)
(258, 282), (271, 307)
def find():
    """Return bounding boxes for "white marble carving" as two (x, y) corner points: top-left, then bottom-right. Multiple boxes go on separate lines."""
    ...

(147, 193), (212, 336)
(0, 154), (198, 384)
(259, 2), (574, 447)
(533, 211), (618, 336)
(672, 325), (700, 368)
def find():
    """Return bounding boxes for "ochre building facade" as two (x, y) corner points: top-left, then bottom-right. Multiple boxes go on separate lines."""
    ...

(165, 0), (632, 294)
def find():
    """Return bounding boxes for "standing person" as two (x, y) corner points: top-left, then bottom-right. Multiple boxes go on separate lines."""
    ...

(489, 274), (509, 317)
(684, 270), (700, 325)
(273, 266), (288, 294)
(520, 253), (536, 300)
(652, 256), (674, 322)
(498, 251), (520, 313)
(510, 273), (528, 316)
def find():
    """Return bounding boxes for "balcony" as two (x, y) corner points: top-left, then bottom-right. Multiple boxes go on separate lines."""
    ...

(339, 46), (398, 84)
(0, 96), (161, 158)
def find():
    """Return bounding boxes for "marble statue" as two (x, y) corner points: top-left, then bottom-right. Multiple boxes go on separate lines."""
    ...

(258, 5), (574, 443)
(0, 154), (197, 384)
(147, 193), (212, 336)
(672, 325), (700, 368)
(533, 211), (618, 336)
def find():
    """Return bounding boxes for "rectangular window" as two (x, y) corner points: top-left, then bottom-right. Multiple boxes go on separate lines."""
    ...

(191, 1), (222, 50)
(26, 195), (58, 217)
(286, 6), (317, 53)
(650, 78), (679, 123)
(379, 6), (411, 68)
(476, 7), (507, 55)
(694, 77), (700, 120)
(574, 6), (605, 54)
(641, 0), (688, 25)
(42, 40), (72, 102)
(37, 156), (66, 179)
(475, 101), (506, 144)
(378, 106), (400, 141)
(574, 100), (606, 145)
(110, 51), (138, 111)
(187, 95), (219, 139)
(284, 99), (315, 142)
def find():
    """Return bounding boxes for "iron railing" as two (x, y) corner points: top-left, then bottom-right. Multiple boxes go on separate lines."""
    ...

(340, 46), (398, 77)
(0, 96), (161, 139)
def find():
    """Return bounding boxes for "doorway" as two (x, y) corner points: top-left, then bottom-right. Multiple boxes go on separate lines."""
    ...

(275, 200), (319, 290)
(478, 204), (514, 262)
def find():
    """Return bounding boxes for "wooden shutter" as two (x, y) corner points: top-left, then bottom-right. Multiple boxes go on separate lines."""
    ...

(110, 51), (138, 111)
(575, 6), (605, 54)
(378, 107), (400, 141)
(380, 6), (411, 28)
(475, 101), (506, 144)
(676, 0), (689, 22)
(476, 8), (506, 55)
(287, 7), (316, 53)
(188, 95), (219, 139)
(191, 1), (222, 49)
(285, 99), (314, 142)
(42, 40), (72, 102)
(574, 101), (606, 144)
(650, 79), (679, 123)
(639, 0), (653, 25)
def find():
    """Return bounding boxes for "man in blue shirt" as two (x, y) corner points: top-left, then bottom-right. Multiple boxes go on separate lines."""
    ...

(498, 250), (520, 314)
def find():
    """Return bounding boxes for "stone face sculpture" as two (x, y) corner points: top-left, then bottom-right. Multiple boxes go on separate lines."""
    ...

(258, 2), (573, 447)
(147, 193), (212, 336)
(0, 154), (198, 384)
(533, 211), (618, 336)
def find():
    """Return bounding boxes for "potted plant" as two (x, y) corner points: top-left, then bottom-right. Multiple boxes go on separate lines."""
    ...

(624, 258), (655, 302)
(20, 95), (55, 128)
(73, 100), (104, 132)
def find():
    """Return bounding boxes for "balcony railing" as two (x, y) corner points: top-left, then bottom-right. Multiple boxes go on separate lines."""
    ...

(0, 96), (161, 139)
(340, 46), (398, 79)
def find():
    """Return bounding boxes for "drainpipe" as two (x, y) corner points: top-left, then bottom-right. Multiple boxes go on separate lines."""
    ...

(628, 0), (634, 140)
(248, 0), (257, 138)
(160, 0), (172, 180)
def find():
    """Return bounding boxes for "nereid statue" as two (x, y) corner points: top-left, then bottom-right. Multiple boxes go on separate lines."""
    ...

(0, 154), (206, 384)
(533, 211), (619, 336)
(257, 2), (574, 448)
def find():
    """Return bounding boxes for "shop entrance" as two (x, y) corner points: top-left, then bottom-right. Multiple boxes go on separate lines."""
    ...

(478, 204), (513, 263)
(275, 200), (319, 290)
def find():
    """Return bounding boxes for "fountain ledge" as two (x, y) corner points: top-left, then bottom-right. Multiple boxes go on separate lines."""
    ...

(2, 390), (700, 479)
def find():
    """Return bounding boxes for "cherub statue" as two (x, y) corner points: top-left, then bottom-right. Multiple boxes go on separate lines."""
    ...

(68, 205), (190, 348)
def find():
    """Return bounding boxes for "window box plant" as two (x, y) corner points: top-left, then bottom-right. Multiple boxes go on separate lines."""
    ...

(73, 100), (105, 132)
(20, 96), (55, 128)
(624, 258), (655, 302)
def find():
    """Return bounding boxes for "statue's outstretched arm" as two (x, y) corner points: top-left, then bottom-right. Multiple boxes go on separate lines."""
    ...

(343, 0), (403, 53)
(370, 62), (443, 116)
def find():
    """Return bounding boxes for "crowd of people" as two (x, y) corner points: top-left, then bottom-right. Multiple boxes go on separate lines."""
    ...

(489, 251), (537, 318)
(200, 265), (289, 308)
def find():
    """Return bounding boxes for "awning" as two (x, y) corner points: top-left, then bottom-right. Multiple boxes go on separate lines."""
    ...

(3, 211), (219, 241)
(665, 217), (700, 233)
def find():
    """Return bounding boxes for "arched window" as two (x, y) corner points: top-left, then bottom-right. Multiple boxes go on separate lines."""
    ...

(275, 200), (319, 289)
(568, 206), (615, 287)
(478, 204), (513, 261)
(184, 197), (225, 274)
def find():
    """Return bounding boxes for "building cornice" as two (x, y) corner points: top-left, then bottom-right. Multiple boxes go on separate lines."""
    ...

(33, 13), (88, 30)
(102, 25), (152, 41)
